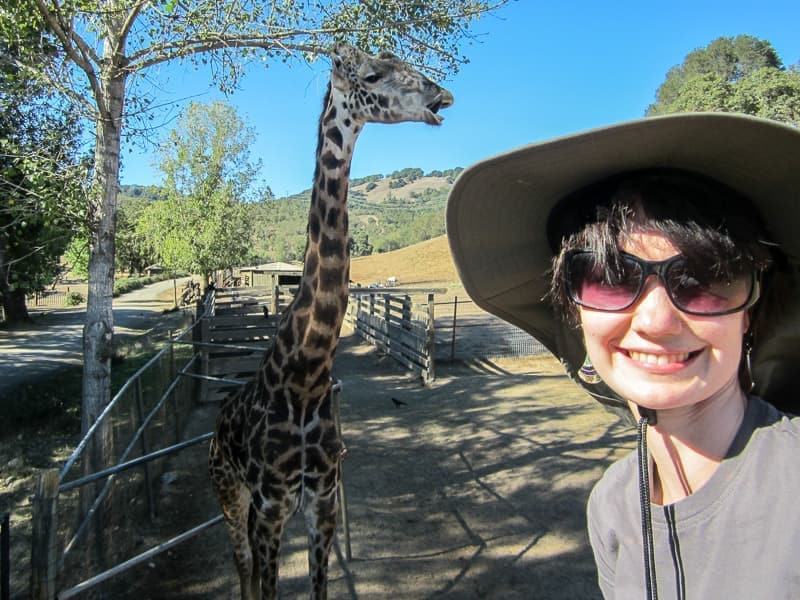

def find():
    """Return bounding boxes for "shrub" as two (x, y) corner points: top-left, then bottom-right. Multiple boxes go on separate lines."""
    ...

(65, 291), (85, 306)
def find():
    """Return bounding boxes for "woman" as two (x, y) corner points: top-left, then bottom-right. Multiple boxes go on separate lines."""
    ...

(446, 112), (800, 598)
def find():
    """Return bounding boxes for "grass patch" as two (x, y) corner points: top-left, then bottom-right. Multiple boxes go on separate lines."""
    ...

(0, 333), (189, 440)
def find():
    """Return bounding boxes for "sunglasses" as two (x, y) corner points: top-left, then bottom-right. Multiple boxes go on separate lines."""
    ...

(565, 250), (760, 316)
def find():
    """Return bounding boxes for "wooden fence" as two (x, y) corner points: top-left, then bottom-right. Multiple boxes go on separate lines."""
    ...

(345, 291), (435, 382)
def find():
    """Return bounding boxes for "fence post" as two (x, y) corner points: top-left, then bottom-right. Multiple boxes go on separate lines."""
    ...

(383, 294), (391, 352)
(2, 512), (9, 600)
(134, 379), (156, 521)
(31, 469), (59, 600)
(451, 296), (458, 361)
(200, 316), (210, 402)
(168, 330), (180, 443)
(272, 284), (280, 316)
(191, 313), (202, 403)
(332, 385), (352, 562)
(425, 293), (435, 383)
(402, 295), (411, 331)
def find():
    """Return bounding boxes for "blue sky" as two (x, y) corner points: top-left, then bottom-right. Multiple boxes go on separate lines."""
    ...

(119, 0), (800, 198)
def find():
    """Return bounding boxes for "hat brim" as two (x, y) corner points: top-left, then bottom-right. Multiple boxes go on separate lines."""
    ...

(446, 112), (800, 411)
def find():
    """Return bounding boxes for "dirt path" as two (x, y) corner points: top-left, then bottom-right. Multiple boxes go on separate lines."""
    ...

(0, 278), (192, 398)
(115, 330), (635, 599)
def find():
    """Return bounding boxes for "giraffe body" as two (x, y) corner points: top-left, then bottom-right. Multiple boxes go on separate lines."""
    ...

(209, 44), (453, 600)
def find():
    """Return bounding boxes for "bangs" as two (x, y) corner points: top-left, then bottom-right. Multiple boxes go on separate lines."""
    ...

(546, 169), (775, 323)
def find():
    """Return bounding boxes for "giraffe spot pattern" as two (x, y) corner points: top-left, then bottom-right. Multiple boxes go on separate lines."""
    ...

(321, 151), (342, 170)
(319, 233), (344, 259)
(326, 177), (340, 199)
(326, 125), (343, 149)
(318, 266), (341, 292)
(308, 213), (321, 243)
(312, 300), (339, 329)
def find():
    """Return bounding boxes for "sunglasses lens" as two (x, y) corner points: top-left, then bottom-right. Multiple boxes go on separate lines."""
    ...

(568, 253), (641, 310)
(666, 260), (753, 314)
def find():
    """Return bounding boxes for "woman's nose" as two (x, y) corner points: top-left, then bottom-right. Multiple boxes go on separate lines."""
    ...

(631, 278), (683, 336)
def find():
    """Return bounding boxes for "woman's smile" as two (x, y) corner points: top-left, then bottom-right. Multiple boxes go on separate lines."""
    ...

(580, 230), (748, 411)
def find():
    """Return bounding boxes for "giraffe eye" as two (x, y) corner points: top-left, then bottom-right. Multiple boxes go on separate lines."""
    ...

(363, 73), (382, 84)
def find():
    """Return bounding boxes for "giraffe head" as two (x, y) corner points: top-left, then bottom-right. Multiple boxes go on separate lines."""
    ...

(329, 43), (454, 126)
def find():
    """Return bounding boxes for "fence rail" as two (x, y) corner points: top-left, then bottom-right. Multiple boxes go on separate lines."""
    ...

(29, 307), (201, 599)
(345, 291), (435, 382)
(28, 285), (352, 599)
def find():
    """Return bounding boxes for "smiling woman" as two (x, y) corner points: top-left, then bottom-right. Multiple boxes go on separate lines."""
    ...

(447, 112), (800, 599)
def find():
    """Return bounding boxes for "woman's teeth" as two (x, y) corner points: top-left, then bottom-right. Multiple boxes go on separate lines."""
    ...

(628, 351), (690, 365)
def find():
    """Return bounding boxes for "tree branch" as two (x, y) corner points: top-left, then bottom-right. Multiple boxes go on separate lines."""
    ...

(32, 0), (107, 115)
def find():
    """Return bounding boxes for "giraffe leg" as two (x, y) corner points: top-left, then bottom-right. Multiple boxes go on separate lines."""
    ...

(251, 508), (287, 600)
(210, 440), (258, 600)
(214, 480), (258, 600)
(304, 489), (339, 600)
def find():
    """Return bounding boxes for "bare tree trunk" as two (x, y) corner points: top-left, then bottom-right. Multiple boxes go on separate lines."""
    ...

(0, 234), (31, 323)
(2, 289), (30, 323)
(82, 71), (124, 442)
(80, 47), (126, 583)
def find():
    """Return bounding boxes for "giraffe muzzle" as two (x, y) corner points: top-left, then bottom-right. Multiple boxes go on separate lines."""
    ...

(426, 91), (454, 125)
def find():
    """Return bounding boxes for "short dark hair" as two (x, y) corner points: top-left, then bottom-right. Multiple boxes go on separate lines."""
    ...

(547, 169), (777, 325)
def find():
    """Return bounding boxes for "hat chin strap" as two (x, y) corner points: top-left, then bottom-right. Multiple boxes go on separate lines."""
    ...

(638, 405), (658, 426)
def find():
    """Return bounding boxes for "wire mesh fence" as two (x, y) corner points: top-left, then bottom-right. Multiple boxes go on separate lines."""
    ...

(433, 298), (548, 361)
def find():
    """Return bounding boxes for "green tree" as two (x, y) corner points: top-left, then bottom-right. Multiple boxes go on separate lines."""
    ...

(138, 102), (255, 283)
(1, 0), (506, 438)
(648, 35), (800, 126)
(0, 3), (86, 323)
(117, 195), (156, 275)
(350, 228), (374, 257)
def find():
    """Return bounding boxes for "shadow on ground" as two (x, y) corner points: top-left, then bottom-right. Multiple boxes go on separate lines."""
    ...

(115, 330), (636, 599)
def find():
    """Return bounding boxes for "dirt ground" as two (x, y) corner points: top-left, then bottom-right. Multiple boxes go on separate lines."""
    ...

(108, 328), (636, 600)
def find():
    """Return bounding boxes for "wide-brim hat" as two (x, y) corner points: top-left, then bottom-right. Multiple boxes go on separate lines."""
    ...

(446, 112), (800, 413)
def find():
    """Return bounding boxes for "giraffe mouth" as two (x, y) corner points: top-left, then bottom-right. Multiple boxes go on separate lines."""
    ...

(425, 93), (453, 125)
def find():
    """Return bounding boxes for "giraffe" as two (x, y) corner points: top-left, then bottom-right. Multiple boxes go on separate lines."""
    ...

(208, 43), (453, 600)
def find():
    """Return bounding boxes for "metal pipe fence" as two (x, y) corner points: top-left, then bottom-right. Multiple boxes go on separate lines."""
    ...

(28, 286), (353, 599)
(29, 306), (203, 599)
(1, 512), (9, 600)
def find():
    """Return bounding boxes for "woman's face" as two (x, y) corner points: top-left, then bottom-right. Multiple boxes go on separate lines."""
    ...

(578, 230), (749, 412)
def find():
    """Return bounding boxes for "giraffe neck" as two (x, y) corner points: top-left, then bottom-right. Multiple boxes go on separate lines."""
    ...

(266, 83), (360, 397)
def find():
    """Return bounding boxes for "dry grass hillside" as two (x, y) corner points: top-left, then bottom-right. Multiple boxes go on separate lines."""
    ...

(350, 234), (459, 288)
(350, 174), (451, 203)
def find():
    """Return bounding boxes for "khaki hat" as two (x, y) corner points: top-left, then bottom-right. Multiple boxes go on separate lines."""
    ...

(446, 112), (800, 413)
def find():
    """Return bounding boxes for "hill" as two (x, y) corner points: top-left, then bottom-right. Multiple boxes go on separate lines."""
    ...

(349, 234), (458, 287)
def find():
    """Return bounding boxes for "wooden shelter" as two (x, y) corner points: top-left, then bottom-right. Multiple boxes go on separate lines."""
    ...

(238, 262), (303, 289)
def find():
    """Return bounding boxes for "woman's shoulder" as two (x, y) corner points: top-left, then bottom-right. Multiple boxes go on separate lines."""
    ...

(748, 396), (800, 444)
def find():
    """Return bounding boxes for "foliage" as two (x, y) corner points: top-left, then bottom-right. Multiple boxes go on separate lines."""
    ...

(648, 35), (800, 126)
(65, 290), (84, 306)
(62, 233), (90, 279)
(137, 102), (255, 279)
(0, 6), (87, 322)
(117, 194), (159, 275)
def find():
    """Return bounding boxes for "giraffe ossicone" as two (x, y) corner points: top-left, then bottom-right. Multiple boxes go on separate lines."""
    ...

(209, 43), (453, 600)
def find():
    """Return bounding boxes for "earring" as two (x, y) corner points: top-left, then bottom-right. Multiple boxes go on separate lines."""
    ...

(742, 333), (755, 392)
(578, 354), (602, 385)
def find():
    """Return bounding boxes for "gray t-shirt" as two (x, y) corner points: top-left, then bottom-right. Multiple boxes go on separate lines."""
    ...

(587, 396), (800, 599)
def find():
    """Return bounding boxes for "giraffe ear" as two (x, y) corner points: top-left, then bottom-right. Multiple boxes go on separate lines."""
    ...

(329, 43), (346, 69)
